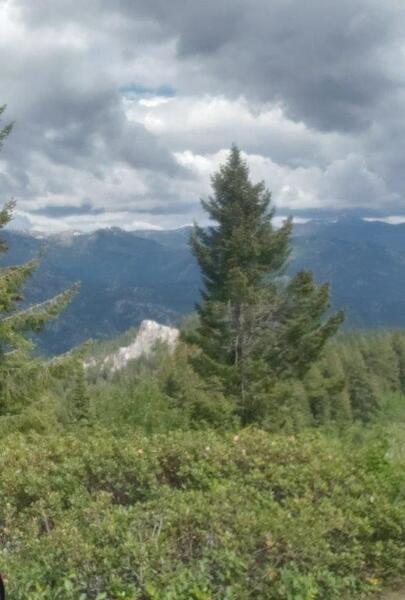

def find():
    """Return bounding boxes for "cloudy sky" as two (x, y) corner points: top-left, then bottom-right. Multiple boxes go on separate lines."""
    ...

(1, 0), (405, 232)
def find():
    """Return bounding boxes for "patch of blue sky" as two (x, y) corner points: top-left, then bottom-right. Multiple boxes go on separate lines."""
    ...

(119, 83), (176, 98)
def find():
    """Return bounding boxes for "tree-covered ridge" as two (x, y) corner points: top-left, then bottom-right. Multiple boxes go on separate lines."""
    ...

(74, 326), (405, 433)
(3, 218), (405, 355)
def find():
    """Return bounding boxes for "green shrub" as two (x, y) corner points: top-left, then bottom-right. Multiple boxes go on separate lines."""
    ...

(92, 377), (188, 433)
(0, 428), (404, 599)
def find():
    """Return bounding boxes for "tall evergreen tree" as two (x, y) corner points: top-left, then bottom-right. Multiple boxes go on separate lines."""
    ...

(190, 146), (343, 424)
(359, 333), (400, 393)
(340, 343), (379, 421)
(319, 348), (352, 425)
(0, 106), (76, 415)
(392, 331), (405, 394)
(70, 363), (91, 423)
(304, 364), (330, 425)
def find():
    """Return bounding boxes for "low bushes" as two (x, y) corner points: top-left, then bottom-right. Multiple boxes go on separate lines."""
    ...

(1, 428), (405, 599)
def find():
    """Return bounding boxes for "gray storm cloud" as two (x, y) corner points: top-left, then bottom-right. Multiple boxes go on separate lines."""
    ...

(1, 0), (405, 230)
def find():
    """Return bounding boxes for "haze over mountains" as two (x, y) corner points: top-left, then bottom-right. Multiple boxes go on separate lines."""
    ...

(3, 217), (405, 355)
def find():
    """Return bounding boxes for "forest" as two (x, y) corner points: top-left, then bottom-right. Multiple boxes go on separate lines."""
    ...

(1, 116), (405, 599)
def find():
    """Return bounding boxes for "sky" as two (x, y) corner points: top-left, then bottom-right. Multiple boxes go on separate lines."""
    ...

(1, 0), (405, 232)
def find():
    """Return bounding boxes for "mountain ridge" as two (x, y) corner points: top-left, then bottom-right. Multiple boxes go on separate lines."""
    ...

(2, 217), (405, 355)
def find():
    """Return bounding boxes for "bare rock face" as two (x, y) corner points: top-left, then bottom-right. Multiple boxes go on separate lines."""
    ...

(86, 320), (179, 373)
(110, 320), (179, 372)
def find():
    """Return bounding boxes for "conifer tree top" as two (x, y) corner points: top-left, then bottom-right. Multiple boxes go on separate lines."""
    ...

(189, 146), (343, 425)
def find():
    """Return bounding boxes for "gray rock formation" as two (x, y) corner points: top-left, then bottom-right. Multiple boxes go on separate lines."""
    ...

(85, 320), (179, 373)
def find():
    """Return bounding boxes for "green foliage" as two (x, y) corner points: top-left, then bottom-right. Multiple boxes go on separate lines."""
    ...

(82, 336), (236, 432)
(257, 330), (405, 430)
(0, 104), (14, 150)
(0, 428), (404, 599)
(78, 326), (405, 433)
(190, 146), (343, 425)
(0, 108), (76, 416)
(159, 342), (237, 428)
(69, 363), (91, 424)
(333, 331), (404, 422)
(92, 376), (186, 433)
(391, 332), (405, 393)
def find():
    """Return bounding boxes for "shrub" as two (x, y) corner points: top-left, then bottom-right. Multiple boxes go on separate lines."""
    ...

(0, 428), (404, 599)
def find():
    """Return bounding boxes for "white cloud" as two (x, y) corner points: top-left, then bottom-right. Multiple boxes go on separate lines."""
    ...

(365, 216), (405, 225)
(1, 0), (405, 231)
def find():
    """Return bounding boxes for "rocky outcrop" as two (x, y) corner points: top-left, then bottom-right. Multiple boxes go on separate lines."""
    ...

(85, 320), (179, 373)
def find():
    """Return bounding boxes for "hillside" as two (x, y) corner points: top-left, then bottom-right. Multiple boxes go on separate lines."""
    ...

(3, 217), (405, 354)
(2, 227), (199, 354)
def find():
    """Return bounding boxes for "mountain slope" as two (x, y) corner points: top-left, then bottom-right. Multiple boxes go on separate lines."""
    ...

(292, 218), (405, 327)
(1, 228), (199, 354)
(2, 218), (405, 354)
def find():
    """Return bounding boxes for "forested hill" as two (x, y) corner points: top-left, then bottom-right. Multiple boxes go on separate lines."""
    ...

(3, 216), (405, 354)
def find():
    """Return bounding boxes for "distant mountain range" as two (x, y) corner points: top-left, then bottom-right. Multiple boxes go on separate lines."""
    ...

(3, 217), (405, 355)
